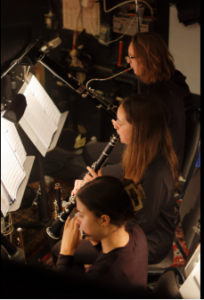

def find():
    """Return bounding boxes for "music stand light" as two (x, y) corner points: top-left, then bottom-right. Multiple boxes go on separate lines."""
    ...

(1, 94), (27, 124)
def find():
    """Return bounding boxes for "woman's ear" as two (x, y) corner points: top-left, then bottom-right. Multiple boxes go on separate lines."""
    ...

(100, 215), (110, 227)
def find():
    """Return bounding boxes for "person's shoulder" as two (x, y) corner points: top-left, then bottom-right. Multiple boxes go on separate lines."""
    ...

(142, 155), (174, 187)
(126, 223), (147, 243)
(146, 154), (170, 173)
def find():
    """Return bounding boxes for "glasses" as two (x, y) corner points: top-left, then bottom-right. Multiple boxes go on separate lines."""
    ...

(128, 55), (135, 60)
(126, 55), (135, 63)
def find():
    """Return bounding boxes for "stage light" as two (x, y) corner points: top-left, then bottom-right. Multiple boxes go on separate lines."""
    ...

(1, 94), (27, 124)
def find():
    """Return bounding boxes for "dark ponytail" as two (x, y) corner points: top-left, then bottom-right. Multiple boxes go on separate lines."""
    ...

(76, 176), (137, 226)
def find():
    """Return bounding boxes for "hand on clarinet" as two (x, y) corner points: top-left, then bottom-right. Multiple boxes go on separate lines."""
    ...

(71, 180), (83, 195)
(71, 167), (102, 195)
(60, 215), (82, 256)
(83, 166), (102, 183)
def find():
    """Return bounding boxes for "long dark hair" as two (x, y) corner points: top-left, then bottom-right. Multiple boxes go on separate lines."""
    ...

(121, 94), (179, 189)
(132, 32), (175, 84)
(76, 176), (136, 226)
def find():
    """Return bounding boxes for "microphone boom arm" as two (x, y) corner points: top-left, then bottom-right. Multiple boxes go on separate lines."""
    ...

(1, 41), (38, 80)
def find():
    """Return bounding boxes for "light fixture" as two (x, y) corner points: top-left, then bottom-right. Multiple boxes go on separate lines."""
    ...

(1, 94), (27, 124)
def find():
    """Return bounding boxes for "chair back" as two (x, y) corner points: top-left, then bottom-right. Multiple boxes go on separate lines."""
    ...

(153, 269), (182, 298)
(181, 109), (200, 182)
(180, 167), (200, 249)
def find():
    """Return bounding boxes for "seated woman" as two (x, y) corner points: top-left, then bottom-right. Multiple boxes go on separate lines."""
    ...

(73, 94), (179, 264)
(53, 94), (179, 264)
(56, 176), (148, 288)
(82, 32), (190, 176)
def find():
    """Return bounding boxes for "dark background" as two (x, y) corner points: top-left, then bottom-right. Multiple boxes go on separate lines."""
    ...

(2, 0), (186, 183)
(1, 0), (170, 143)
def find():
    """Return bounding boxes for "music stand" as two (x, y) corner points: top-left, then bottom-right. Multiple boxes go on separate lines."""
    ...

(8, 157), (35, 213)
(15, 72), (68, 227)
(1, 119), (35, 218)
(1, 159), (35, 219)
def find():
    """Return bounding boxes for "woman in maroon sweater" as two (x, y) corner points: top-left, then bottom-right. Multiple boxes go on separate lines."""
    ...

(56, 176), (148, 288)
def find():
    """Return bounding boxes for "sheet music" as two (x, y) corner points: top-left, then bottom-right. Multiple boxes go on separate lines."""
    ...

(1, 182), (10, 217)
(1, 134), (26, 201)
(62, 0), (100, 35)
(1, 118), (27, 166)
(22, 87), (58, 149)
(28, 74), (61, 126)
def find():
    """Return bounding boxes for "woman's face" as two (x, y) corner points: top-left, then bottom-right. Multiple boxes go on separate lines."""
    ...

(76, 197), (104, 241)
(127, 42), (142, 76)
(113, 105), (132, 145)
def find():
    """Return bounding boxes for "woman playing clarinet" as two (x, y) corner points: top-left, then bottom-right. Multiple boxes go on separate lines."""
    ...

(72, 94), (179, 264)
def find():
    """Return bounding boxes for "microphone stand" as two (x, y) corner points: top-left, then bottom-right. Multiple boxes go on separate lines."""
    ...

(1, 41), (38, 80)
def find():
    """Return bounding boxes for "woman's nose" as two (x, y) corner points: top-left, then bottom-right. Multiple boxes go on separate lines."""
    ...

(75, 214), (81, 224)
(126, 56), (130, 64)
(112, 119), (118, 129)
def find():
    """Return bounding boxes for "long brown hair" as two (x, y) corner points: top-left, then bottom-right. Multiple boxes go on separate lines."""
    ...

(132, 32), (175, 84)
(121, 94), (179, 190)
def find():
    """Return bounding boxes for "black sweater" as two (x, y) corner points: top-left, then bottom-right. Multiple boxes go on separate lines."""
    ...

(142, 70), (190, 170)
(56, 224), (148, 288)
(129, 154), (176, 263)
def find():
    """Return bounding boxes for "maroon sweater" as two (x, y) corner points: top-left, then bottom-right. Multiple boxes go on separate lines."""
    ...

(56, 224), (148, 288)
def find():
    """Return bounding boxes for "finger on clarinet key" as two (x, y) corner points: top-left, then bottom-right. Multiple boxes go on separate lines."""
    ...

(86, 166), (97, 176)
(85, 174), (95, 182)
(98, 169), (102, 176)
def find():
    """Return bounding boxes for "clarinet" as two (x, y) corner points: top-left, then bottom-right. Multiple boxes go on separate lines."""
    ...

(35, 50), (131, 118)
(46, 134), (120, 240)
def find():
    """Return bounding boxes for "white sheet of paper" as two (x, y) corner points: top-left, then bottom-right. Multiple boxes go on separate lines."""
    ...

(22, 87), (58, 149)
(193, 260), (200, 287)
(1, 118), (27, 166)
(1, 182), (10, 217)
(1, 134), (26, 200)
(28, 74), (61, 126)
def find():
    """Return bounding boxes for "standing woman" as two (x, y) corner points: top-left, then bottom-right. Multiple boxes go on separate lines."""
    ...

(56, 176), (148, 288)
(81, 94), (179, 263)
(82, 32), (190, 176)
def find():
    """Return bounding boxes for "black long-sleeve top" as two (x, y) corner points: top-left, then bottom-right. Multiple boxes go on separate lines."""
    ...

(56, 224), (148, 288)
(129, 154), (176, 263)
(142, 69), (190, 170)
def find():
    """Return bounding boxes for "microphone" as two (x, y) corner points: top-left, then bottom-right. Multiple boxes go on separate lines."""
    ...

(40, 37), (62, 53)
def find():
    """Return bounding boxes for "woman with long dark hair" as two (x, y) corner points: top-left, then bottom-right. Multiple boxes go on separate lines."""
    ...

(56, 176), (148, 288)
(77, 94), (179, 263)
(53, 94), (179, 264)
